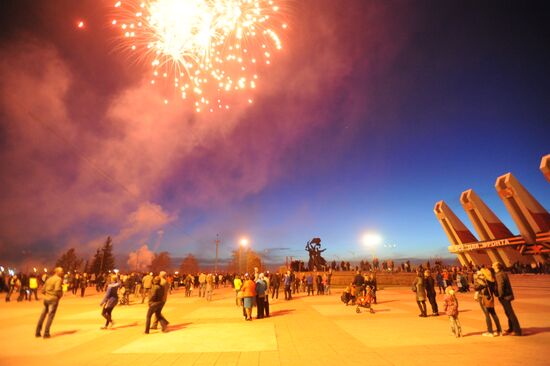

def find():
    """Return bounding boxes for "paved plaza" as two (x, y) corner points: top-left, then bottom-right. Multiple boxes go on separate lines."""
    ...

(1, 275), (549, 366)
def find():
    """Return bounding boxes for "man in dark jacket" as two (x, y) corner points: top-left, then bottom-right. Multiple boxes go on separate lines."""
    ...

(424, 270), (439, 316)
(353, 270), (365, 297)
(35, 267), (63, 338)
(151, 271), (170, 330)
(145, 276), (168, 333)
(493, 262), (521, 336)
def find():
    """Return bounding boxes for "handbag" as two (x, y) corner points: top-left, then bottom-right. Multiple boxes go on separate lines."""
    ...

(482, 292), (494, 308)
(237, 290), (244, 299)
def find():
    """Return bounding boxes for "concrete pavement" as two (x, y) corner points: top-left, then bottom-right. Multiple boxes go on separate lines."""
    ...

(0, 275), (549, 365)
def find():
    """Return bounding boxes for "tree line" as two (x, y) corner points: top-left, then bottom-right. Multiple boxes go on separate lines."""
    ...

(55, 237), (265, 274)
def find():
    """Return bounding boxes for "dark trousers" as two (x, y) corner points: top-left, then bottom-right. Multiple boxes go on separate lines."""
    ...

(36, 299), (59, 336)
(102, 306), (114, 326)
(80, 287), (86, 297)
(264, 296), (270, 317)
(417, 300), (427, 316)
(307, 284), (314, 296)
(29, 288), (39, 301)
(427, 294), (438, 314)
(284, 285), (292, 300)
(499, 298), (521, 334)
(141, 288), (151, 303)
(480, 303), (501, 333)
(146, 302), (168, 333)
(271, 285), (279, 299)
(152, 301), (168, 328)
(256, 296), (265, 318)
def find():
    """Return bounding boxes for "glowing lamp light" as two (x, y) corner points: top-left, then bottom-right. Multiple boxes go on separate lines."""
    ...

(113, 269), (119, 274)
(240, 238), (249, 247)
(77, 20), (85, 29)
(362, 232), (383, 247)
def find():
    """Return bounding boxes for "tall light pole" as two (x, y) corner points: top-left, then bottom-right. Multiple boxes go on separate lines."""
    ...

(215, 234), (220, 273)
(362, 232), (383, 265)
(239, 238), (248, 274)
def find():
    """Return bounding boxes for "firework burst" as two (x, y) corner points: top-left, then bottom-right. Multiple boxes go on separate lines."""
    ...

(112, 0), (288, 112)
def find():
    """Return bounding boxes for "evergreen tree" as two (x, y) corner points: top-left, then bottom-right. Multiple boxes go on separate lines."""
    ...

(101, 236), (116, 271)
(55, 248), (83, 273)
(89, 236), (116, 274)
(90, 248), (102, 274)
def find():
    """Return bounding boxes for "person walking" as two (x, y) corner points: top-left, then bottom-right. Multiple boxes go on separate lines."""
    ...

(206, 273), (214, 301)
(271, 272), (280, 299)
(474, 268), (502, 337)
(443, 286), (462, 338)
(284, 271), (292, 300)
(100, 275), (120, 329)
(198, 272), (206, 297)
(234, 274), (243, 306)
(145, 276), (168, 333)
(141, 272), (153, 304)
(151, 271), (170, 330)
(29, 274), (39, 301)
(424, 270), (439, 316)
(79, 273), (88, 297)
(35, 267), (64, 338)
(493, 262), (521, 336)
(413, 270), (427, 317)
(306, 273), (314, 296)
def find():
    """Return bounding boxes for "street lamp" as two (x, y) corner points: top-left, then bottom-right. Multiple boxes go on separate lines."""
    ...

(239, 238), (249, 274)
(361, 232), (383, 267)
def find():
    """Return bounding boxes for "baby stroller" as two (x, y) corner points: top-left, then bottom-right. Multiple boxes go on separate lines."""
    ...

(355, 286), (375, 314)
(118, 286), (129, 305)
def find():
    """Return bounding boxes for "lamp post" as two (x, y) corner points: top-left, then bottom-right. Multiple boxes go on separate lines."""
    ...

(362, 232), (383, 268)
(239, 238), (249, 274)
(215, 234), (220, 273)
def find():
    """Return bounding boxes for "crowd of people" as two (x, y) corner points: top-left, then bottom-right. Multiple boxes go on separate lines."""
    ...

(0, 261), (534, 341)
(411, 262), (523, 338)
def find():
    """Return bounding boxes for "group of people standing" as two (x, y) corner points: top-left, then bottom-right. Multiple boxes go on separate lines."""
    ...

(413, 262), (522, 338)
(235, 270), (270, 321)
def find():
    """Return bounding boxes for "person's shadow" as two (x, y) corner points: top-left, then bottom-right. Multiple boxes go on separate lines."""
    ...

(165, 322), (192, 332)
(111, 322), (139, 330)
(518, 327), (550, 336)
(50, 330), (79, 338)
(269, 309), (295, 317)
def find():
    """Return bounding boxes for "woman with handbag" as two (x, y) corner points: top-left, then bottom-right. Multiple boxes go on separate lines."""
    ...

(240, 274), (256, 321)
(474, 268), (502, 337)
(412, 269), (427, 317)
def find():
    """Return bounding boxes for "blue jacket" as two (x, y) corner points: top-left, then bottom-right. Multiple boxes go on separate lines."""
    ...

(100, 282), (120, 308)
(255, 279), (267, 297)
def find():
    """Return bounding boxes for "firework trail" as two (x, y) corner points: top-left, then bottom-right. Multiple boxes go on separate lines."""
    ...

(112, 0), (288, 112)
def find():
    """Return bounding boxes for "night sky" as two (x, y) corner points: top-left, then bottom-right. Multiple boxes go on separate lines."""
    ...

(1, 0), (549, 269)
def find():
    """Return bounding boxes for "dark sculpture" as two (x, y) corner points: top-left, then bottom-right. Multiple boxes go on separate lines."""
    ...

(305, 237), (327, 271)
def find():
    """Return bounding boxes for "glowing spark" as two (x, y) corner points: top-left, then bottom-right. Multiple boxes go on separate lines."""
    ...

(112, 0), (288, 110)
(77, 20), (85, 29)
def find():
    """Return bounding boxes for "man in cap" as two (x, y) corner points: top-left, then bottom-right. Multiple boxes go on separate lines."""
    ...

(35, 267), (64, 338)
